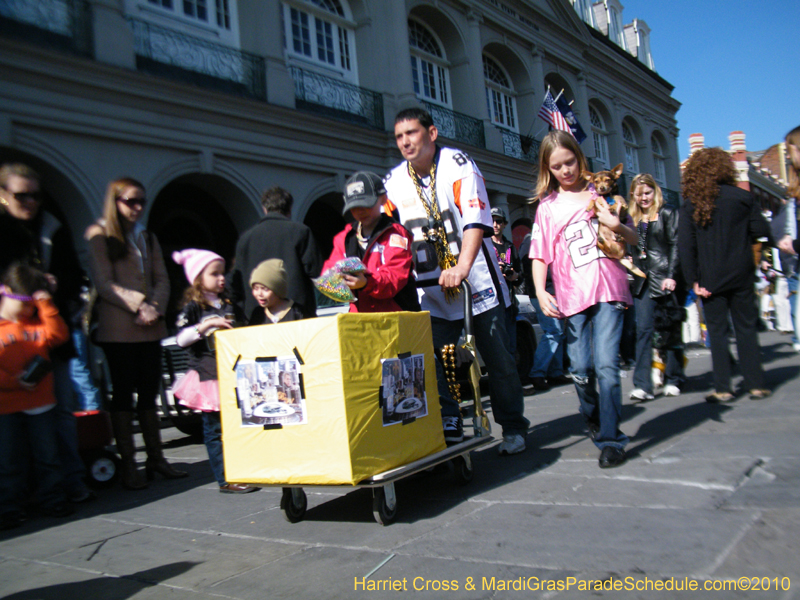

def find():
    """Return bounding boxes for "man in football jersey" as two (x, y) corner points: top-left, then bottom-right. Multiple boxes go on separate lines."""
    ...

(384, 108), (529, 454)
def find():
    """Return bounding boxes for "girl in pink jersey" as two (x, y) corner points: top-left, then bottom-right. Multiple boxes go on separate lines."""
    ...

(529, 131), (638, 469)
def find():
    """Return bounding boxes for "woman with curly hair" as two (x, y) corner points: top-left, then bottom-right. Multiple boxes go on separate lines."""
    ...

(678, 147), (773, 402)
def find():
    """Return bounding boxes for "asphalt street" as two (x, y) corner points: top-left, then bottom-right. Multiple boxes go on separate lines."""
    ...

(1, 330), (799, 599)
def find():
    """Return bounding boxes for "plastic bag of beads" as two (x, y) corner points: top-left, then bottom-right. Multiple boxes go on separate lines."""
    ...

(313, 268), (354, 303)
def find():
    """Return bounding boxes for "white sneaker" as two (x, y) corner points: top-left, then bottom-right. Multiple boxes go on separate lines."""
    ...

(793, 343), (800, 353)
(498, 433), (526, 455)
(630, 388), (655, 401)
(663, 385), (680, 397)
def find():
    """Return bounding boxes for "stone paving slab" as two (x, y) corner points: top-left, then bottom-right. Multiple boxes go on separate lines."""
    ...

(405, 503), (760, 576)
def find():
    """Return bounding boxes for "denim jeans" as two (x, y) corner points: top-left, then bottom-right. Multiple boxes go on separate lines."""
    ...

(529, 297), (565, 378)
(633, 292), (685, 393)
(202, 412), (225, 486)
(53, 358), (87, 488)
(789, 274), (799, 344)
(0, 408), (67, 515)
(431, 304), (529, 436)
(70, 328), (102, 411)
(565, 302), (629, 450)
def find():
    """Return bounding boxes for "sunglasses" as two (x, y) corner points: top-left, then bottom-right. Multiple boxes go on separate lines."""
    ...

(1, 187), (42, 202)
(117, 196), (147, 208)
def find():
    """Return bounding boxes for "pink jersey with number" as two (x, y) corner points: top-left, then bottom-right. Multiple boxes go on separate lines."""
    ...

(529, 188), (632, 317)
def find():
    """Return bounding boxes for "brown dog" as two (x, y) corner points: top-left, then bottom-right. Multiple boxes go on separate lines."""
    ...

(582, 163), (645, 278)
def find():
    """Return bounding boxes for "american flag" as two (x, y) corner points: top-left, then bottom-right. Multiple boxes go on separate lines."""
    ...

(537, 90), (573, 135)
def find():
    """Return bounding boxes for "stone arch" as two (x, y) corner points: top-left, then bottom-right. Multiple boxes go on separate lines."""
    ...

(147, 171), (251, 322)
(407, 2), (469, 112)
(301, 178), (346, 259)
(483, 41), (536, 134)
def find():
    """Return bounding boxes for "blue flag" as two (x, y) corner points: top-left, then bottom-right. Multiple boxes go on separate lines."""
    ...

(554, 95), (587, 144)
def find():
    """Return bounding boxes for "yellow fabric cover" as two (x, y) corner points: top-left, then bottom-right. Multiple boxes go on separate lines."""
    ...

(216, 312), (445, 485)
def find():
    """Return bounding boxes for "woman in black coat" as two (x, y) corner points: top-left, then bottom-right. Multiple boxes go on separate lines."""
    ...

(628, 174), (684, 401)
(678, 148), (772, 402)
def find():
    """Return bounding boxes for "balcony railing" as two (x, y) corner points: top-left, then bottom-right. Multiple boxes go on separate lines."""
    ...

(499, 129), (539, 164)
(0, 0), (92, 57)
(422, 101), (485, 149)
(128, 18), (265, 101)
(290, 67), (384, 131)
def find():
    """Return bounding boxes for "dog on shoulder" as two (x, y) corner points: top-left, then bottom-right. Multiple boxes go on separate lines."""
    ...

(582, 163), (645, 278)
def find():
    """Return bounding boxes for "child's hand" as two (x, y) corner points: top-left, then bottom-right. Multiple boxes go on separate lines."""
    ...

(32, 290), (52, 301)
(200, 316), (233, 334)
(594, 200), (621, 230)
(342, 272), (367, 290)
(537, 290), (561, 319)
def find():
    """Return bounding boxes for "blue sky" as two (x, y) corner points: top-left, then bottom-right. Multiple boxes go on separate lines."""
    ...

(618, 0), (800, 161)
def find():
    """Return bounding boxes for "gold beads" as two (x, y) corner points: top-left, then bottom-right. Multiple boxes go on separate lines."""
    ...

(440, 344), (461, 403)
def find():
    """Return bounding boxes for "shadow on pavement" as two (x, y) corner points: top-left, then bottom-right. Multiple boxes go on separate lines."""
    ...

(0, 562), (198, 599)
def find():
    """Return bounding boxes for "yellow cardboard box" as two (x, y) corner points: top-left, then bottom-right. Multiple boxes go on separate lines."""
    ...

(215, 312), (445, 485)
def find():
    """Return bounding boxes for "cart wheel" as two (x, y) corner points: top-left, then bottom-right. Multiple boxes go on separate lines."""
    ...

(372, 483), (397, 526)
(280, 487), (307, 523)
(86, 450), (120, 489)
(452, 454), (474, 486)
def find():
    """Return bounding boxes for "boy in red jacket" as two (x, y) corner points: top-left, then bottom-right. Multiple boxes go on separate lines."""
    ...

(323, 171), (419, 312)
(0, 263), (72, 529)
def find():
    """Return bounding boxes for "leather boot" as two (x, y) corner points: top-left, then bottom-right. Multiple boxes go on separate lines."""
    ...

(139, 409), (188, 480)
(109, 411), (148, 490)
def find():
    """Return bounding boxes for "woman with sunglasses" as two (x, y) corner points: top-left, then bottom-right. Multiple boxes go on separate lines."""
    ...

(1, 163), (97, 505)
(85, 177), (186, 489)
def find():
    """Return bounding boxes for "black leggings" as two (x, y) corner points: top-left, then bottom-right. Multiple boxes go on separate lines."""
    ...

(102, 341), (161, 412)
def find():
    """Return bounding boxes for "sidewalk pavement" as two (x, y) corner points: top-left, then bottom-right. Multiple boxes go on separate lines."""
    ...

(1, 331), (799, 599)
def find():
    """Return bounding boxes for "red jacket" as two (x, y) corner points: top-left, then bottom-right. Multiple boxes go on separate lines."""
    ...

(0, 298), (69, 415)
(323, 216), (419, 313)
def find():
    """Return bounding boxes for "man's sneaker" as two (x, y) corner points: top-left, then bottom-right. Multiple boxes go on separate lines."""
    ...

(663, 385), (680, 397)
(442, 416), (464, 443)
(586, 420), (600, 441)
(630, 388), (654, 402)
(498, 433), (526, 455)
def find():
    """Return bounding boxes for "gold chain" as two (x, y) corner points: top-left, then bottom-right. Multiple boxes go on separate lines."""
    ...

(408, 159), (460, 302)
(440, 344), (462, 404)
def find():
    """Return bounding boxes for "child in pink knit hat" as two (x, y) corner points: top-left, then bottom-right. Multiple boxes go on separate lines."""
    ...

(171, 249), (257, 494)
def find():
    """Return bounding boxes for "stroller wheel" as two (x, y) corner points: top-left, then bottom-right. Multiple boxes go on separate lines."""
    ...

(87, 450), (120, 488)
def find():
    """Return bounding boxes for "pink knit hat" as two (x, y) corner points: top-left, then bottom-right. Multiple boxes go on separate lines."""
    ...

(172, 249), (225, 284)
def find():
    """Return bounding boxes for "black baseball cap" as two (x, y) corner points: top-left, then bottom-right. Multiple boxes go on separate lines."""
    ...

(342, 171), (386, 215)
(490, 207), (507, 223)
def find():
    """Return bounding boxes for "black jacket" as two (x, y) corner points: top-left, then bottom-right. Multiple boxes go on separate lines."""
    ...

(629, 205), (680, 298)
(0, 210), (84, 359)
(678, 184), (773, 295)
(228, 213), (322, 319)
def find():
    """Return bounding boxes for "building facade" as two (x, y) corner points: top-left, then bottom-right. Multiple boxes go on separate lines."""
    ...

(0, 0), (681, 314)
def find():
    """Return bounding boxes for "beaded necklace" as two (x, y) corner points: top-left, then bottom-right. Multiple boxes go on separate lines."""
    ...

(407, 158), (460, 302)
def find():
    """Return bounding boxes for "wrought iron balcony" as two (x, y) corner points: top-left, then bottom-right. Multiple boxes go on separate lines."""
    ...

(499, 128), (539, 163)
(0, 0), (92, 57)
(422, 101), (485, 149)
(128, 18), (265, 101)
(290, 67), (384, 131)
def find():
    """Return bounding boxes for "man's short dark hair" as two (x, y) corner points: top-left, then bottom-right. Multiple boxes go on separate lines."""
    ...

(261, 186), (293, 216)
(394, 107), (434, 129)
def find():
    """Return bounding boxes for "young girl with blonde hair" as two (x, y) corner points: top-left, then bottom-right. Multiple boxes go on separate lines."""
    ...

(529, 131), (637, 468)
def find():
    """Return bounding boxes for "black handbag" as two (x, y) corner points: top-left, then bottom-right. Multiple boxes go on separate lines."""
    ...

(652, 293), (685, 350)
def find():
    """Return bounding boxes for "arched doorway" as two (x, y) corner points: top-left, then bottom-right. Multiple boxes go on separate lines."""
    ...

(148, 176), (245, 326)
(303, 191), (346, 261)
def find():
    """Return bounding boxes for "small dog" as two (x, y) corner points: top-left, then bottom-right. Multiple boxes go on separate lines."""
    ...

(582, 163), (645, 278)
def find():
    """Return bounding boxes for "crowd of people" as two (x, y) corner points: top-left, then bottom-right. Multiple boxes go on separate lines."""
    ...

(2, 113), (798, 530)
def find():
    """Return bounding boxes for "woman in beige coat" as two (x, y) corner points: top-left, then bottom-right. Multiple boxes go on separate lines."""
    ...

(86, 177), (187, 489)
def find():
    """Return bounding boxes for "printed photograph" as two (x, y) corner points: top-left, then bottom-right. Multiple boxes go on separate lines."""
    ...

(380, 354), (427, 426)
(235, 357), (307, 427)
